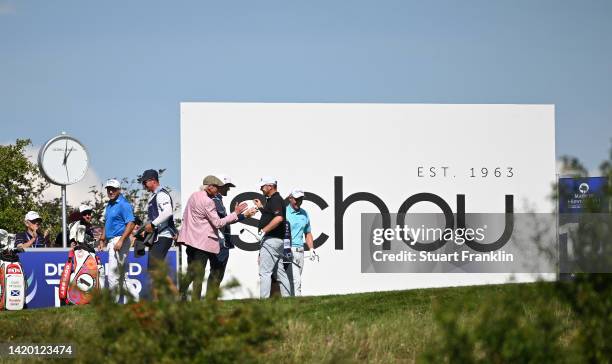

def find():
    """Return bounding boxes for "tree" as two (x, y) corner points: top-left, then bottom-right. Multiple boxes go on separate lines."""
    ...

(0, 139), (59, 235)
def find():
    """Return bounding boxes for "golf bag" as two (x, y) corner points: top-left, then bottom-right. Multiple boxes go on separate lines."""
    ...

(0, 230), (26, 311)
(133, 219), (155, 257)
(58, 224), (104, 305)
(282, 220), (293, 263)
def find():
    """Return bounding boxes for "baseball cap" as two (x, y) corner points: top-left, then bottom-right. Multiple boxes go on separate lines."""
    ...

(25, 211), (41, 222)
(215, 174), (236, 187)
(139, 169), (159, 183)
(289, 189), (305, 199)
(104, 179), (121, 189)
(202, 175), (224, 186)
(79, 205), (93, 214)
(258, 176), (277, 188)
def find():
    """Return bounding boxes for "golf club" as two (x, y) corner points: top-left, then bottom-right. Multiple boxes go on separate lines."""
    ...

(240, 228), (299, 266)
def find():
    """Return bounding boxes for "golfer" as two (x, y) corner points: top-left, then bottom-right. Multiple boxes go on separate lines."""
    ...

(99, 178), (140, 302)
(254, 177), (291, 298)
(285, 189), (315, 296)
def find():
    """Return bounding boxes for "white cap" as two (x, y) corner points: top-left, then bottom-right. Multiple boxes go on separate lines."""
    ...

(258, 176), (277, 188)
(290, 189), (305, 199)
(25, 211), (41, 221)
(215, 174), (236, 187)
(79, 204), (93, 213)
(104, 179), (121, 189)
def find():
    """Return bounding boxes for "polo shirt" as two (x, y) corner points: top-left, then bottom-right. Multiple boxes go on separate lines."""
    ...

(286, 205), (311, 248)
(15, 231), (47, 248)
(104, 194), (135, 239)
(258, 192), (286, 239)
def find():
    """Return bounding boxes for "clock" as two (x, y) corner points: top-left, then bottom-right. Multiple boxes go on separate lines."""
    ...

(38, 134), (89, 186)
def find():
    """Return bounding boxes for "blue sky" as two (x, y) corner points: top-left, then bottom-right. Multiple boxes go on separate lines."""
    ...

(1, 0), (611, 199)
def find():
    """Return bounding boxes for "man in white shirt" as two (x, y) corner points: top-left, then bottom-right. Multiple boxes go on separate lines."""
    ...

(140, 169), (177, 297)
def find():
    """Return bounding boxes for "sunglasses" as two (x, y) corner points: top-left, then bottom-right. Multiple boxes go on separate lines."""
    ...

(82, 211), (93, 216)
(29, 220), (42, 225)
(141, 178), (156, 186)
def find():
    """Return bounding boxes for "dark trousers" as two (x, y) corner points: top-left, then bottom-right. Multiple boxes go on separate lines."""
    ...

(180, 245), (218, 300)
(207, 247), (229, 294)
(144, 236), (173, 300)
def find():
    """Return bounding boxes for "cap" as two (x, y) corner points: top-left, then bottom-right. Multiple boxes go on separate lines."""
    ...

(215, 174), (236, 187)
(202, 175), (224, 186)
(25, 211), (41, 221)
(289, 189), (305, 199)
(258, 176), (277, 188)
(139, 169), (159, 183)
(104, 179), (121, 189)
(79, 204), (93, 213)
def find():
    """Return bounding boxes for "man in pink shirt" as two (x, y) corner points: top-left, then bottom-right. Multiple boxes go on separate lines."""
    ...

(178, 175), (254, 300)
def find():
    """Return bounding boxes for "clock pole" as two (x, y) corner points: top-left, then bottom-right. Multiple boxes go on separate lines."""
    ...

(61, 185), (67, 248)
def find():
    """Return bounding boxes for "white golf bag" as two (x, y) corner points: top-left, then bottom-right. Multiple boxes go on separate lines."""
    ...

(0, 229), (26, 311)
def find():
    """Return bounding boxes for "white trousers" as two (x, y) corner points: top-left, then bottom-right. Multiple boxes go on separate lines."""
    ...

(107, 237), (140, 302)
(290, 251), (305, 296)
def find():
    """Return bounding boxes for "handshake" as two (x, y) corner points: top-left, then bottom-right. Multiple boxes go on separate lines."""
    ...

(233, 199), (259, 218)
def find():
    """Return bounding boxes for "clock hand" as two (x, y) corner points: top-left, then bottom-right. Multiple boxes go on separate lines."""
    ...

(63, 140), (68, 166)
(65, 145), (74, 161)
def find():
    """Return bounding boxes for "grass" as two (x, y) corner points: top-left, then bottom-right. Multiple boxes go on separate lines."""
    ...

(0, 282), (572, 363)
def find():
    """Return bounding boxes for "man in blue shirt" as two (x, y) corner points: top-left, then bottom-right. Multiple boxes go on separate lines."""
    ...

(99, 178), (139, 302)
(285, 189), (315, 296)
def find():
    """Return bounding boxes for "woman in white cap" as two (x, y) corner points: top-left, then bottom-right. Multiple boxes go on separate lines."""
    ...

(14, 211), (50, 249)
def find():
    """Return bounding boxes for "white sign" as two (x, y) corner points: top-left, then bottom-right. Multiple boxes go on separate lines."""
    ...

(180, 103), (556, 298)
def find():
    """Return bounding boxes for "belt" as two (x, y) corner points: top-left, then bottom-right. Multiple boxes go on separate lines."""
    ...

(291, 247), (304, 252)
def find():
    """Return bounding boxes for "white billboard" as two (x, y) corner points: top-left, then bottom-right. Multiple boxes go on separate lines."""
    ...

(180, 103), (556, 298)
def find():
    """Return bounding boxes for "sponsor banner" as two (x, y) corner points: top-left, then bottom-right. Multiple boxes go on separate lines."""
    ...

(18, 248), (178, 309)
(559, 177), (609, 215)
(181, 103), (556, 297)
(558, 177), (610, 273)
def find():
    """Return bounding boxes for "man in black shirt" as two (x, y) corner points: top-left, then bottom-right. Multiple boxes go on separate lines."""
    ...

(254, 176), (291, 298)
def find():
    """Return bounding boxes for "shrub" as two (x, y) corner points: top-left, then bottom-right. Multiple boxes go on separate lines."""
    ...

(85, 265), (280, 364)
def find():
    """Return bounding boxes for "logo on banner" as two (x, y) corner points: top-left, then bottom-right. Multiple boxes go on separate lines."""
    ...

(26, 271), (36, 304)
(10, 290), (20, 296)
(579, 183), (589, 194)
(230, 176), (514, 252)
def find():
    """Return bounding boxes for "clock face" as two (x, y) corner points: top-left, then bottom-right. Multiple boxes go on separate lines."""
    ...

(38, 135), (89, 186)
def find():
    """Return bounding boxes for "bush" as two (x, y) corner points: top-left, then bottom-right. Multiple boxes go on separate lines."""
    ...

(85, 265), (280, 364)
(556, 274), (612, 364)
(419, 283), (574, 364)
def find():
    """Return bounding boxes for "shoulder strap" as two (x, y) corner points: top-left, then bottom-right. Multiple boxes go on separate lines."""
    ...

(160, 188), (174, 207)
